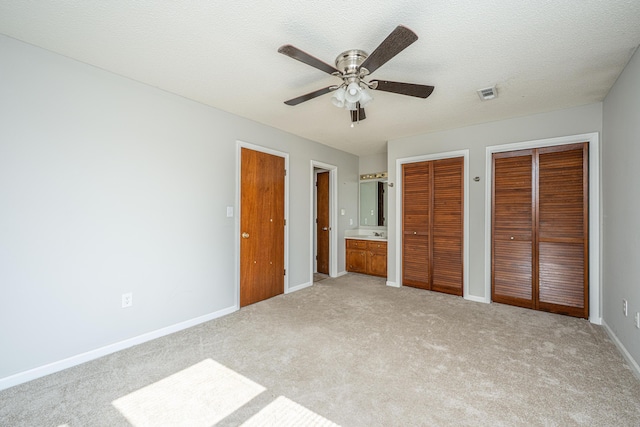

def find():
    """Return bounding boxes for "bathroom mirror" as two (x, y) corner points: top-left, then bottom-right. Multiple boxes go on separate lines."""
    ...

(359, 180), (388, 227)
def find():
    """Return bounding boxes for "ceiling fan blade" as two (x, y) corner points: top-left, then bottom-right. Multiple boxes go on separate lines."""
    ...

(350, 103), (366, 122)
(278, 44), (340, 75)
(360, 25), (418, 75)
(284, 86), (336, 106)
(371, 80), (434, 98)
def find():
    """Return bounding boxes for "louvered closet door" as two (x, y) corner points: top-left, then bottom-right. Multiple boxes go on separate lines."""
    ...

(402, 162), (431, 289)
(432, 158), (464, 296)
(402, 158), (464, 294)
(492, 151), (534, 308)
(537, 144), (588, 318)
(492, 143), (588, 318)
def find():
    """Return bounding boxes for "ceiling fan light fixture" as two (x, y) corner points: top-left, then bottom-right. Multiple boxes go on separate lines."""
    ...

(359, 87), (373, 106)
(344, 82), (362, 103)
(331, 87), (346, 107)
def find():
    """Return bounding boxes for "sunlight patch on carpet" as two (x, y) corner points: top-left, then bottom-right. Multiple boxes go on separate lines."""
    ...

(112, 358), (265, 426)
(241, 396), (340, 426)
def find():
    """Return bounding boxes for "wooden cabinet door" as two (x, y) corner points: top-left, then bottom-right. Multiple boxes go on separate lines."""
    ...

(492, 151), (534, 308)
(402, 162), (431, 289)
(347, 249), (367, 273)
(346, 239), (368, 273)
(368, 241), (388, 277)
(537, 144), (588, 318)
(432, 158), (464, 296)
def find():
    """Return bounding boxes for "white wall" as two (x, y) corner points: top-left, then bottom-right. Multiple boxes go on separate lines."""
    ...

(359, 152), (387, 175)
(602, 47), (640, 368)
(0, 35), (358, 385)
(387, 103), (603, 300)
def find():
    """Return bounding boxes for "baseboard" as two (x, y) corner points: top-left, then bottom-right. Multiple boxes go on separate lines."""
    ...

(386, 281), (400, 288)
(464, 295), (489, 304)
(602, 321), (640, 381)
(0, 305), (238, 392)
(287, 281), (313, 293)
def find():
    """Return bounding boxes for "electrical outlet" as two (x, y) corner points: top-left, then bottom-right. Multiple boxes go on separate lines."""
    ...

(122, 292), (133, 308)
(623, 299), (628, 316)
(635, 312), (640, 329)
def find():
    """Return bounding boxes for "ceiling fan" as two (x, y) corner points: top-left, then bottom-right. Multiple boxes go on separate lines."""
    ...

(278, 25), (434, 125)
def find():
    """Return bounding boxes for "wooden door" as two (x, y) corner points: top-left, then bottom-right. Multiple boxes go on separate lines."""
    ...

(492, 150), (535, 308)
(402, 158), (464, 295)
(402, 161), (431, 289)
(432, 158), (464, 296)
(240, 148), (285, 307)
(492, 143), (588, 318)
(316, 171), (330, 274)
(537, 144), (588, 318)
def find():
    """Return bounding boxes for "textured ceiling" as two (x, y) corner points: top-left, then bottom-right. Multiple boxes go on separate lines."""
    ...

(1, 1), (639, 156)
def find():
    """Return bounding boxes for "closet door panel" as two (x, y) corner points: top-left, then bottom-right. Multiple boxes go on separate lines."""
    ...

(402, 162), (431, 288)
(432, 158), (463, 296)
(492, 152), (534, 306)
(538, 146), (587, 241)
(493, 240), (533, 305)
(538, 242), (585, 312)
(537, 144), (588, 317)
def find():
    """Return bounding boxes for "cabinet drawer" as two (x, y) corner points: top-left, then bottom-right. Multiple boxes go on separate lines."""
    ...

(346, 239), (368, 249)
(368, 241), (387, 253)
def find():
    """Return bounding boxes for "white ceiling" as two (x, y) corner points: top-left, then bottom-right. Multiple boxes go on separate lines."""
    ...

(1, 1), (639, 156)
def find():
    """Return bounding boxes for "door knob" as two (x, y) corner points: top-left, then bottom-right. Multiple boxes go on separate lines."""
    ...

(413, 231), (417, 235)
(242, 232), (250, 239)
(510, 236), (514, 240)
(322, 227), (328, 231)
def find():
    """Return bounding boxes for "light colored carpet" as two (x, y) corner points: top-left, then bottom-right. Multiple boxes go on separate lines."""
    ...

(1, 273), (639, 426)
(314, 273), (329, 283)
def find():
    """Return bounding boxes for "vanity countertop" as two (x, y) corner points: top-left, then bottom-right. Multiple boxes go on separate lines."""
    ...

(344, 235), (387, 242)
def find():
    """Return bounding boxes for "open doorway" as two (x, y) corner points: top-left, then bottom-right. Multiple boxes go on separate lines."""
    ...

(311, 161), (338, 283)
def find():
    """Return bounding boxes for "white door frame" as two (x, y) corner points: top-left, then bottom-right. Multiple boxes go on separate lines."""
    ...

(484, 132), (600, 323)
(235, 140), (290, 309)
(394, 150), (470, 298)
(310, 161), (338, 281)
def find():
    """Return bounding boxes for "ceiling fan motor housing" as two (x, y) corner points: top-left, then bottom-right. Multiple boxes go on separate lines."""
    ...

(335, 49), (369, 78)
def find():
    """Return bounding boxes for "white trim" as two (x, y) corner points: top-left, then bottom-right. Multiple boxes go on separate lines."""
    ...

(386, 281), (400, 288)
(602, 321), (640, 381)
(0, 305), (237, 391)
(484, 132), (600, 322)
(336, 270), (348, 277)
(310, 161), (339, 281)
(464, 295), (488, 304)
(394, 150), (470, 298)
(288, 281), (313, 293)
(236, 141), (290, 306)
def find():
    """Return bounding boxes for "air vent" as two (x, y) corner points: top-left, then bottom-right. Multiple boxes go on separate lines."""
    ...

(477, 86), (497, 101)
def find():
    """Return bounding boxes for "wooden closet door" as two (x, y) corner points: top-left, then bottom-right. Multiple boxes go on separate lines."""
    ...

(432, 158), (464, 296)
(402, 158), (464, 294)
(402, 161), (431, 289)
(492, 143), (588, 318)
(537, 144), (588, 318)
(492, 151), (535, 308)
